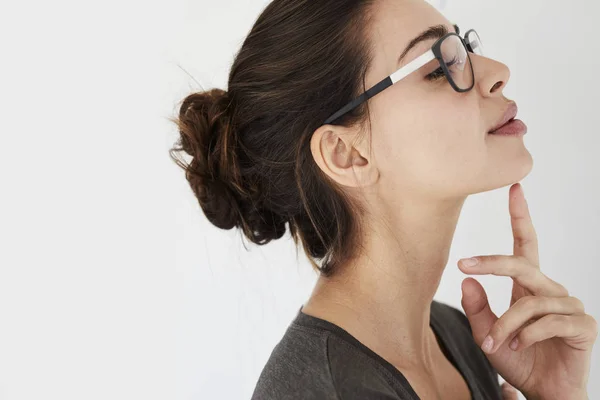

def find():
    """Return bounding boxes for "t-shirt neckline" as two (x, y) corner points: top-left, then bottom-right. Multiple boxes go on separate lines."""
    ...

(292, 301), (480, 400)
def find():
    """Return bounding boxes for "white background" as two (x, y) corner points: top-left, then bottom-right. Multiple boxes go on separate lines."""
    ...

(1, 0), (598, 399)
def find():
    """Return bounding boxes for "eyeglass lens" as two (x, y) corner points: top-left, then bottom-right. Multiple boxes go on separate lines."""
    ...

(466, 30), (484, 56)
(440, 30), (482, 90)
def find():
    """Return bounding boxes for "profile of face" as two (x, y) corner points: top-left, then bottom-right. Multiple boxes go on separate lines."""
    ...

(311, 0), (533, 205)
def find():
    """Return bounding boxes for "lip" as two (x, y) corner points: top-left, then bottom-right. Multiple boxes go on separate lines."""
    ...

(490, 119), (527, 136)
(488, 102), (518, 133)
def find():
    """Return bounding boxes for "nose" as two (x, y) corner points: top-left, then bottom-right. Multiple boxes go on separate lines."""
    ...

(471, 54), (511, 97)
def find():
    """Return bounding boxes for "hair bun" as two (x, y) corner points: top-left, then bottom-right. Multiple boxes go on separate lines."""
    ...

(170, 89), (288, 244)
(172, 88), (242, 230)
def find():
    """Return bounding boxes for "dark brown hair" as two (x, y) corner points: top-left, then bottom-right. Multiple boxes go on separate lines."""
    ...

(169, 0), (377, 277)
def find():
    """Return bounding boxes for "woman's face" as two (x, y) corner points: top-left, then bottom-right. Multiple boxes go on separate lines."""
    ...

(371, 0), (532, 199)
(313, 0), (533, 202)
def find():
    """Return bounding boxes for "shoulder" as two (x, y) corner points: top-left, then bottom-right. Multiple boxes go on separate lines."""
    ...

(431, 299), (473, 334)
(251, 324), (340, 400)
(251, 321), (407, 400)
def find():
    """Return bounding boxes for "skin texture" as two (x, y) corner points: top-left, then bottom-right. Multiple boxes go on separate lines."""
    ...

(303, 0), (595, 398)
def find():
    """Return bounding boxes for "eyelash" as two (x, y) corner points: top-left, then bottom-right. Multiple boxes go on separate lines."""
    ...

(425, 56), (459, 81)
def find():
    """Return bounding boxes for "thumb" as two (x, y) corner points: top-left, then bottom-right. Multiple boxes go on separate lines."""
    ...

(501, 381), (519, 400)
(460, 278), (499, 347)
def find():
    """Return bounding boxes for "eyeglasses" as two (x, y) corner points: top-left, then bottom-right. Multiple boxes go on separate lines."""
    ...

(322, 27), (484, 125)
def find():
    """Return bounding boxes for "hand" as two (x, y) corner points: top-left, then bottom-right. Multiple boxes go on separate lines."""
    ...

(457, 183), (597, 400)
(501, 382), (519, 400)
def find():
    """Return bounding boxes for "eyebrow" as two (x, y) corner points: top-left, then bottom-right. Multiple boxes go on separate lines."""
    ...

(397, 23), (460, 67)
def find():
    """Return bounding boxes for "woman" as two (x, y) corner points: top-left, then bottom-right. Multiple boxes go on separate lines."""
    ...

(169, 0), (596, 398)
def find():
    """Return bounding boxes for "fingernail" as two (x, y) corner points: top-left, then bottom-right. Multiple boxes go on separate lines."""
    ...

(510, 337), (519, 350)
(482, 335), (494, 353)
(460, 258), (478, 267)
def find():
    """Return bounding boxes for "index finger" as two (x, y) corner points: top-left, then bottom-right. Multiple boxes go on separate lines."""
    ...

(509, 183), (539, 266)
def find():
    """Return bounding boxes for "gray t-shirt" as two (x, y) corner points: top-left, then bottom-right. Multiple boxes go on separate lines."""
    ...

(251, 300), (503, 399)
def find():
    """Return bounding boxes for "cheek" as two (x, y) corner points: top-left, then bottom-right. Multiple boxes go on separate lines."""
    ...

(375, 105), (486, 190)
(428, 107), (483, 155)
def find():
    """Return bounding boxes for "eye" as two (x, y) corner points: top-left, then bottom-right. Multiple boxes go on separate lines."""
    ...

(425, 56), (459, 81)
(425, 67), (446, 81)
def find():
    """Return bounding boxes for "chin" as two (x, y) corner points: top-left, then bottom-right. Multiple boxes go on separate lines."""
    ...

(482, 152), (534, 193)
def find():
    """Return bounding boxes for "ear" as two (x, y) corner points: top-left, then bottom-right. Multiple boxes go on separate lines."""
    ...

(309, 124), (379, 188)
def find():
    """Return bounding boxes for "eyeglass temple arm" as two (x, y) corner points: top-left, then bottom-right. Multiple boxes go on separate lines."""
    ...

(323, 50), (436, 125)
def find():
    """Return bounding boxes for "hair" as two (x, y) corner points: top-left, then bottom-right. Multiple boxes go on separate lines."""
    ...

(168, 0), (377, 277)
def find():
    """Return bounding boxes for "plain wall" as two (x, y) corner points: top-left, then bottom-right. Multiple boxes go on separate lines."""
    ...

(1, 0), (598, 399)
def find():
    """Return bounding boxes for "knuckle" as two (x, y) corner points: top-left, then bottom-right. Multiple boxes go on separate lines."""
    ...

(569, 296), (585, 313)
(548, 276), (570, 296)
(587, 315), (598, 336)
(558, 283), (570, 296)
(515, 295), (537, 310)
(485, 255), (502, 265)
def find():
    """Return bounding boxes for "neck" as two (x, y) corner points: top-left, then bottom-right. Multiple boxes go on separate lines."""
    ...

(302, 194), (466, 370)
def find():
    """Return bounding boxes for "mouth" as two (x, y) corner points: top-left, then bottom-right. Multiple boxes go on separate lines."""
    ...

(488, 102), (518, 134)
(488, 118), (527, 136)
(488, 117), (515, 134)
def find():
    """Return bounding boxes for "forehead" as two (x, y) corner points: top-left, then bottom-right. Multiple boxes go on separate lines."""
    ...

(367, 0), (453, 78)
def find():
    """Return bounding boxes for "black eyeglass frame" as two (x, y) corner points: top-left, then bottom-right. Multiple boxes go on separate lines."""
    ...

(322, 28), (481, 125)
